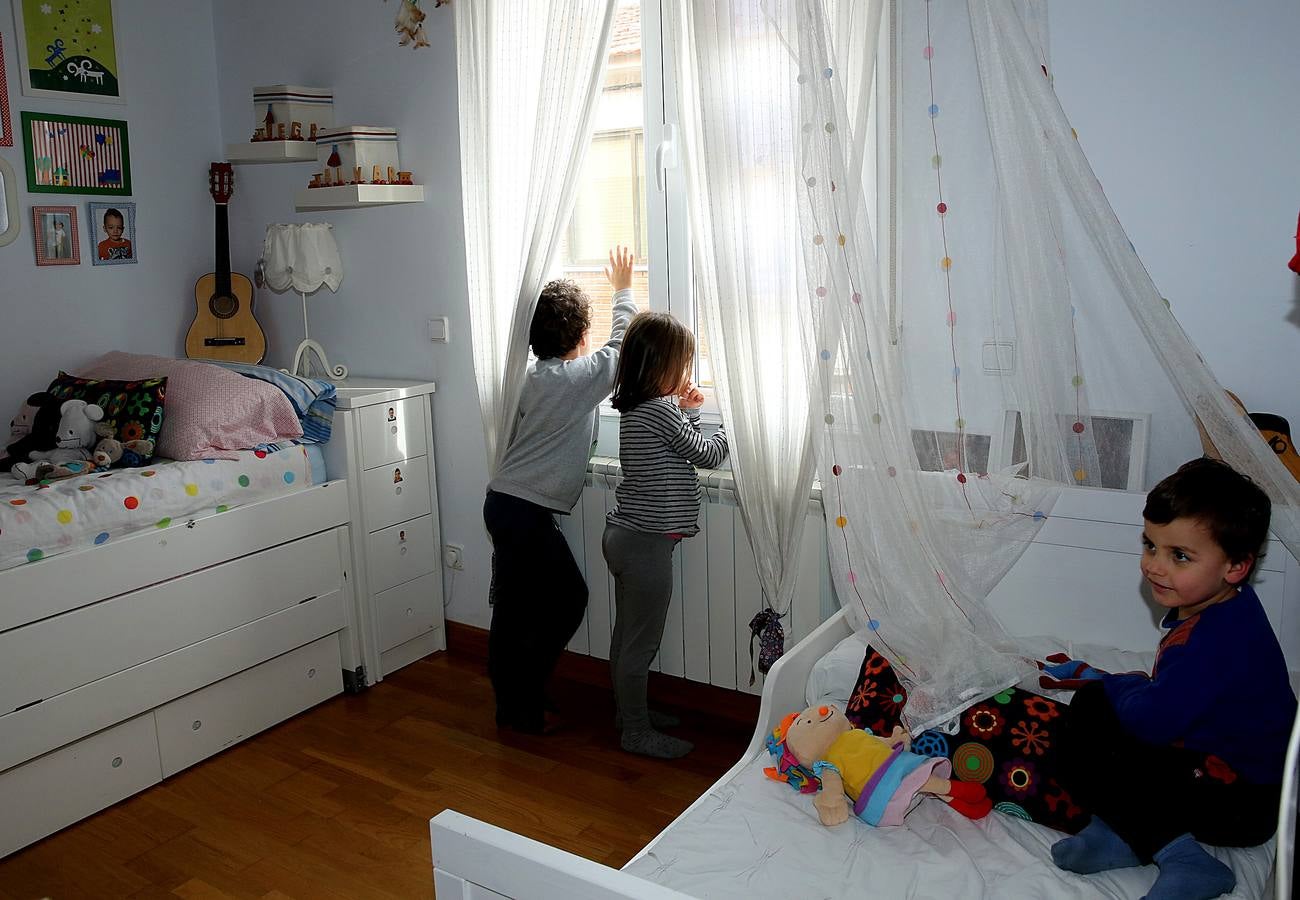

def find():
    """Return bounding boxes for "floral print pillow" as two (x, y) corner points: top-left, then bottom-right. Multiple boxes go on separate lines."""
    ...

(845, 645), (1088, 834)
(47, 372), (166, 462)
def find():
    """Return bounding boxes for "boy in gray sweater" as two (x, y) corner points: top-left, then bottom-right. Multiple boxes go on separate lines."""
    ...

(484, 247), (637, 733)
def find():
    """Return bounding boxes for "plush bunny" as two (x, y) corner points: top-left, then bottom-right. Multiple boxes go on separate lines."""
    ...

(11, 400), (105, 480)
(765, 704), (992, 827)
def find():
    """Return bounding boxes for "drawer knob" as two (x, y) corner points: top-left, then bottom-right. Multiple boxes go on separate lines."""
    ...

(192, 719), (202, 731)
(395, 486), (402, 496)
(390, 425), (398, 435)
(111, 756), (123, 768)
(308, 667), (317, 679)
(400, 546), (408, 556)
(406, 607), (414, 617)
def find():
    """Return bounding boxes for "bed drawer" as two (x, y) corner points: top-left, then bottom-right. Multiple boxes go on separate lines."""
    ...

(154, 634), (342, 779)
(0, 713), (161, 858)
(361, 455), (432, 533)
(375, 572), (440, 651)
(359, 397), (427, 470)
(365, 514), (437, 595)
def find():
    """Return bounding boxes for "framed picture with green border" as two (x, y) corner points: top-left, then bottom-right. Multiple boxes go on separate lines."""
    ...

(20, 111), (131, 195)
(11, 0), (124, 102)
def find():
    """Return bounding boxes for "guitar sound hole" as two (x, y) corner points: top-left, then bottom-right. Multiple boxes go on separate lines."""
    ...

(209, 295), (239, 319)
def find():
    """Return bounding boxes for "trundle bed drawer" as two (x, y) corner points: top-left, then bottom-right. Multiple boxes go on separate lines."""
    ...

(0, 713), (161, 858)
(359, 396), (426, 469)
(155, 634), (343, 778)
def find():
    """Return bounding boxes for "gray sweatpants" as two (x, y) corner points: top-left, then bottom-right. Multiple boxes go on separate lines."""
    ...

(602, 523), (679, 734)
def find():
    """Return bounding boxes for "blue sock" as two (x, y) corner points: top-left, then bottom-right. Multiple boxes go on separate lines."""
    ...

(1050, 817), (1141, 874)
(1142, 834), (1235, 900)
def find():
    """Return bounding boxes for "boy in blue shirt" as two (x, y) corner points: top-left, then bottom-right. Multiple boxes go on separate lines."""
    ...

(1043, 458), (1296, 900)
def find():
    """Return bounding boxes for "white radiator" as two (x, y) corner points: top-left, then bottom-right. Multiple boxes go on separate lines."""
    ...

(561, 458), (831, 695)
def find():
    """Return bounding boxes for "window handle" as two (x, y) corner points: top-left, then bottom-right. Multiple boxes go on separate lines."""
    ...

(655, 124), (678, 193)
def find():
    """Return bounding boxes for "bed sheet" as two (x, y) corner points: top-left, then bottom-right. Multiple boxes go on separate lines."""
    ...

(624, 749), (1273, 899)
(623, 635), (1278, 899)
(0, 446), (313, 571)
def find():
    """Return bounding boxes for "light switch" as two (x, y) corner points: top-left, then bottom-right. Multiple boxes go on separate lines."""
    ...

(428, 316), (450, 343)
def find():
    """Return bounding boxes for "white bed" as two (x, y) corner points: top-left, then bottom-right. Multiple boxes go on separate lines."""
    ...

(0, 458), (356, 857)
(430, 487), (1300, 900)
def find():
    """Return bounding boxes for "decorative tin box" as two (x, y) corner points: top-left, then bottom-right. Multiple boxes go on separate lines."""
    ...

(315, 126), (401, 181)
(252, 85), (334, 140)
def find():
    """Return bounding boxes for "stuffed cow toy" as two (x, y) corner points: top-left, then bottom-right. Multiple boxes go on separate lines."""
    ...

(765, 704), (992, 827)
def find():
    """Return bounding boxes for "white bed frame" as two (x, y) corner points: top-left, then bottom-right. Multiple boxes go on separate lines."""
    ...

(431, 486), (1300, 900)
(0, 478), (355, 857)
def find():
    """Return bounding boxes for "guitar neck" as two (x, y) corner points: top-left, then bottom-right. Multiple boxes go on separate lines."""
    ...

(214, 202), (232, 297)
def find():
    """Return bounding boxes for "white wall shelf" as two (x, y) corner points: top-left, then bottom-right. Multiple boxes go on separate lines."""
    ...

(294, 184), (425, 211)
(225, 141), (318, 164)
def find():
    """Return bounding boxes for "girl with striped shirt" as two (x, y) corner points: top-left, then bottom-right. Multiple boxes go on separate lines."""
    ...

(604, 312), (729, 758)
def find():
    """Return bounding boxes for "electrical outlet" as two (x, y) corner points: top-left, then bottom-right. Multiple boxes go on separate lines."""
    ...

(443, 543), (464, 570)
(428, 316), (450, 343)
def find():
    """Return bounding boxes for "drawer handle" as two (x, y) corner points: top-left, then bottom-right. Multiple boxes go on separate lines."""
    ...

(111, 756), (123, 768)
(308, 667), (317, 679)
(192, 719), (202, 731)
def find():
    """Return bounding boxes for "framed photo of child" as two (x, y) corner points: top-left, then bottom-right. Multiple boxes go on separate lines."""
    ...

(11, 0), (124, 103)
(88, 201), (136, 265)
(0, 35), (13, 147)
(31, 205), (79, 266)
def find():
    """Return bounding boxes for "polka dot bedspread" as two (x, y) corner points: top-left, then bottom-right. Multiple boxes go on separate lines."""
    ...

(0, 446), (312, 572)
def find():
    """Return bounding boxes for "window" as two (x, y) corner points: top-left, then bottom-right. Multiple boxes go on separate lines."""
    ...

(554, 0), (704, 403)
(995, 411), (1151, 491)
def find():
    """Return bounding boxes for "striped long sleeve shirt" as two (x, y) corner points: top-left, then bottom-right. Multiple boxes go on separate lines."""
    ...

(606, 398), (729, 536)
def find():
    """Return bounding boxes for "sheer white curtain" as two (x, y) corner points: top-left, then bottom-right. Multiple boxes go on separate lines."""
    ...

(664, 3), (819, 633)
(454, 0), (617, 473)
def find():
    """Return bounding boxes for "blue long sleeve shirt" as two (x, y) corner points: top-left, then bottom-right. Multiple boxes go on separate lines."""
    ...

(1102, 583), (1296, 784)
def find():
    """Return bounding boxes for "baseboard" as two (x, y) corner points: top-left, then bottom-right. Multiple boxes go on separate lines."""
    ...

(445, 621), (760, 727)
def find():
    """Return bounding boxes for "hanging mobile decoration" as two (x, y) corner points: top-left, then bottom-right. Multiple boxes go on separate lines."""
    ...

(387, 0), (447, 50)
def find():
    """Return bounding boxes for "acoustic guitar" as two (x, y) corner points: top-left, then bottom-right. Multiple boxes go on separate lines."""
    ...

(185, 163), (266, 364)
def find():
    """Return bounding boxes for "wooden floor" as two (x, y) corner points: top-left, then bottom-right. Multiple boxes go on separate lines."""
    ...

(0, 629), (759, 900)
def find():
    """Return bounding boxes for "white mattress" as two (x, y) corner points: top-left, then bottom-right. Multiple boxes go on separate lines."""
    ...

(0, 446), (313, 571)
(625, 637), (1279, 899)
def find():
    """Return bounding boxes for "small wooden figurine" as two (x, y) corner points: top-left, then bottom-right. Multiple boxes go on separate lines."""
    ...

(290, 121), (303, 141)
(322, 169), (333, 187)
(276, 123), (287, 140)
(353, 165), (363, 185)
(253, 126), (266, 142)
(309, 173), (323, 188)
(397, 171), (413, 185)
(387, 166), (397, 184)
(309, 123), (318, 140)
(372, 165), (384, 184)
(326, 144), (343, 185)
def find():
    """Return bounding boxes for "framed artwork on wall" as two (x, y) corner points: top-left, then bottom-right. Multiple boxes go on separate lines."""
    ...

(87, 200), (135, 265)
(11, 0), (124, 103)
(0, 156), (20, 247)
(0, 35), (13, 146)
(20, 111), (130, 195)
(32, 205), (79, 266)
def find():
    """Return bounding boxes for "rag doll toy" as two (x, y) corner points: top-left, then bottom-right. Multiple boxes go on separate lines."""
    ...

(765, 704), (992, 827)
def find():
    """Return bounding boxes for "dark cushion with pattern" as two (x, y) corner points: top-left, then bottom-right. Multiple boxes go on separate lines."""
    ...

(47, 371), (166, 461)
(846, 644), (1087, 834)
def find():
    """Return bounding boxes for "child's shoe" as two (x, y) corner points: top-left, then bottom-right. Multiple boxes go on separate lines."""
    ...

(1050, 816), (1140, 874)
(942, 781), (993, 819)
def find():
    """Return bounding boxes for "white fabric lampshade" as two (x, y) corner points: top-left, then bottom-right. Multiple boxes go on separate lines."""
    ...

(260, 223), (343, 293)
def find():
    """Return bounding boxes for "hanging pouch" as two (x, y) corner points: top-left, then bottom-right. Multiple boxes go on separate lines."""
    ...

(748, 608), (786, 686)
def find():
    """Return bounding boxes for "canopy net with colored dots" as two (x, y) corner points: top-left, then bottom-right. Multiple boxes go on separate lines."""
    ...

(667, 0), (1299, 732)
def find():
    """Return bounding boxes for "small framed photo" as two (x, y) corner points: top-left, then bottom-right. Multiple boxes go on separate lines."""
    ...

(20, 111), (131, 195)
(32, 205), (80, 266)
(88, 201), (136, 265)
(0, 35), (13, 147)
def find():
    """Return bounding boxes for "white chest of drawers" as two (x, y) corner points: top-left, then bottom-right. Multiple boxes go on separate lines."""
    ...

(323, 378), (445, 686)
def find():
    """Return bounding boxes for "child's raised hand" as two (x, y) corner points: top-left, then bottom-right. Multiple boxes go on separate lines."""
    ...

(678, 381), (705, 410)
(605, 245), (633, 292)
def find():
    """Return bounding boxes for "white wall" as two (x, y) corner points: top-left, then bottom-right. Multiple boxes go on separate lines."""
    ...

(1049, 0), (1300, 430)
(0, 1), (223, 425)
(210, 3), (492, 628)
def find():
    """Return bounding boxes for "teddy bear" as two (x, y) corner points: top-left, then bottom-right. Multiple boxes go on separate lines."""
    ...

(765, 704), (992, 827)
(10, 399), (104, 480)
(0, 392), (64, 472)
